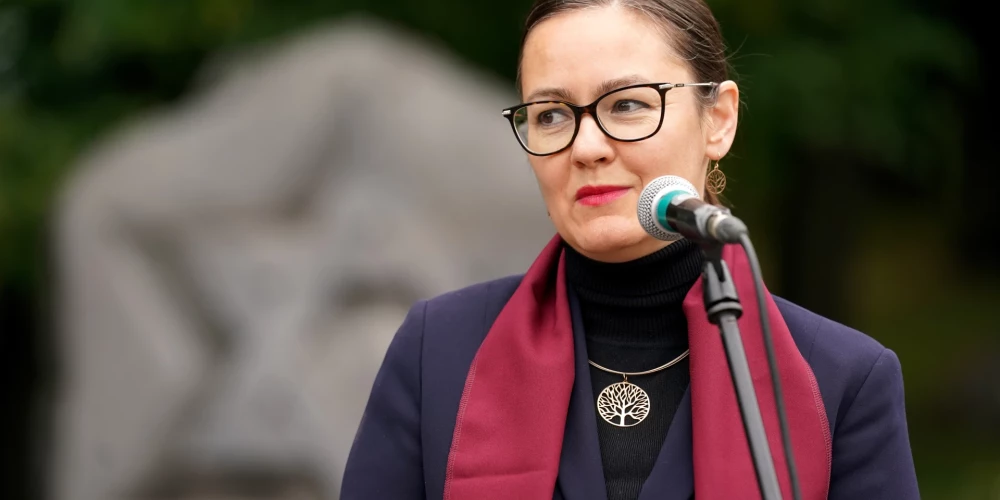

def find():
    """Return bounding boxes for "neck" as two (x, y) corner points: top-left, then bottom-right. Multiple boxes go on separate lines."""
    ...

(571, 237), (674, 264)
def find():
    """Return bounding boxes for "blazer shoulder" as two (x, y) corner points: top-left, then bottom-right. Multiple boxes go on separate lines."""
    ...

(422, 274), (522, 325)
(419, 274), (524, 349)
(423, 274), (523, 316)
(774, 296), (886, 363)
(773, 296), (893, 429)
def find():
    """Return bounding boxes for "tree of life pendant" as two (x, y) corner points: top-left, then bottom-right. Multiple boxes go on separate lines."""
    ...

(596, 376), (651, 427)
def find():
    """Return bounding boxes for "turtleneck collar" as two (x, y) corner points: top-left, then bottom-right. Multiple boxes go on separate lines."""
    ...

(563, 238), (704, 352)
(564, 238), (704, 301)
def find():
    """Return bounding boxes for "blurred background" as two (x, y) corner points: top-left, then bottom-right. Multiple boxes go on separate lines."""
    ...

(1, 0), (996, 499)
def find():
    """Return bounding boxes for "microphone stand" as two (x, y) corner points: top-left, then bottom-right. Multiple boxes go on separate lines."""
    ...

(700, 242), (783, 500)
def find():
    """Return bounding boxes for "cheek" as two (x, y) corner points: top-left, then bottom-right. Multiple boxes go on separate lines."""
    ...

(621, 113), (706, 180)
(530, 157), (571, 203)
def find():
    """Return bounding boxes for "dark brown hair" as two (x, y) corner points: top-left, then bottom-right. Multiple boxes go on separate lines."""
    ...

(517, 0), (732, 204)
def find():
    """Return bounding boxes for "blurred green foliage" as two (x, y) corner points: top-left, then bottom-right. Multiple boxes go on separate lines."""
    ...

(0, 0), (978, 292)
(0, 0), (994, 498)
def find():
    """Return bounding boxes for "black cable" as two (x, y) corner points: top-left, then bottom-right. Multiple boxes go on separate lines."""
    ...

(739, 233), (802, 500)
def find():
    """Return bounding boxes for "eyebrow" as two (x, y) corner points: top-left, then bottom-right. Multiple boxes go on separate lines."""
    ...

(523, 74), (651, 104)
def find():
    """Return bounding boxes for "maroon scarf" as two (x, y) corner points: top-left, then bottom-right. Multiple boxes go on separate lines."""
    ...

(444, 235), (831, 499)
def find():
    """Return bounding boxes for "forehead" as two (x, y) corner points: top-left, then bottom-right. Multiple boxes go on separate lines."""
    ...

(520, 6), (692, 102)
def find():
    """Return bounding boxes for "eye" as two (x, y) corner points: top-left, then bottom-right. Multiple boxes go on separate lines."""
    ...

(612, 99), (650, 113)
(535, 107), (572, 126)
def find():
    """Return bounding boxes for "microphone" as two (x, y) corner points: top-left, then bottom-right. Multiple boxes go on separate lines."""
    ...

(637, 175), (748, 243)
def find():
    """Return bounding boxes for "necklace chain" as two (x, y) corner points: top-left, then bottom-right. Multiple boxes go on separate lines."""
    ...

(588, 349), (690, 378)
(590, 349), (689, 427)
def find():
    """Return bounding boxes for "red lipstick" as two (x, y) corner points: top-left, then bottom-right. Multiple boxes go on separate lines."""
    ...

(575, 185), (631, 206)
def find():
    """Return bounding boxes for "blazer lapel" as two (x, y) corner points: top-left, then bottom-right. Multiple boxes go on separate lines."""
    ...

(637, 387), (695, 500)
(557, 289), (609, 500)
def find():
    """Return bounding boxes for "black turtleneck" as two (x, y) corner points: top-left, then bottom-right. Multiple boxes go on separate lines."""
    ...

(564, 239), (704, 500)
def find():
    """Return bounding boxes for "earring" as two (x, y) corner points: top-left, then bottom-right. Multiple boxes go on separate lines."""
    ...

(706, 159), (727, 195)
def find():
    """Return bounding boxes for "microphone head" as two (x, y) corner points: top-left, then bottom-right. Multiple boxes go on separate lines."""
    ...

(637, 175), (699, 241)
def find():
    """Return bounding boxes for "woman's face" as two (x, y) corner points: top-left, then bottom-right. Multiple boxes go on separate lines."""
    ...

(519, 6), (739, 262)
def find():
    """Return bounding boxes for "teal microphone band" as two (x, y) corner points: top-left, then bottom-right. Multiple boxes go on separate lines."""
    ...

(656, 190), (687, 232)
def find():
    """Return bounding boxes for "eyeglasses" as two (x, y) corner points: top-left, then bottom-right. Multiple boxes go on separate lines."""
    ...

(501, 82), (718, 156)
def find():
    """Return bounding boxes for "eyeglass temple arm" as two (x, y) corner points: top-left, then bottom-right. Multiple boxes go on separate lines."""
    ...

(658, 82), (719, 90)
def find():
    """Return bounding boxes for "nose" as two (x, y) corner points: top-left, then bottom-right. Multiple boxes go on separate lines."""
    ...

(569, 114), (615, 168)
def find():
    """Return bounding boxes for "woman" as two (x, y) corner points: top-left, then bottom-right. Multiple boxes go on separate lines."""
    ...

(341, 0), (920, 499)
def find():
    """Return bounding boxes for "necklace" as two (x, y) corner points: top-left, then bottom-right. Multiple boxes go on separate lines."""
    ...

(588, 349), (690, 427)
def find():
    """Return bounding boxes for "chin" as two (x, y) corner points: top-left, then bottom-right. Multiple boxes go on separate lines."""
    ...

(568, 217), (649, 261)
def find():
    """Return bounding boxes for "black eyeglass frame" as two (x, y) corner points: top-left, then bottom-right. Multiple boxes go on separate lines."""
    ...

(501, 82), (719, 157)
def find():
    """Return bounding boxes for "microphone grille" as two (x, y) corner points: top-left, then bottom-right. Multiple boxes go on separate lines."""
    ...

(637, 175), (699, 241)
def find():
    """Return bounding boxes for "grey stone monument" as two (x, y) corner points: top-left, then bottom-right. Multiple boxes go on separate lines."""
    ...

(51, 16), (552, 500)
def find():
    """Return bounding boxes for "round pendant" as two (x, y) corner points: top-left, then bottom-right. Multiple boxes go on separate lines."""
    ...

(596, 381), (651, 427)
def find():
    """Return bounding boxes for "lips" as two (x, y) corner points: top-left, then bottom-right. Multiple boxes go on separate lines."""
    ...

(575, 185), (631, 207)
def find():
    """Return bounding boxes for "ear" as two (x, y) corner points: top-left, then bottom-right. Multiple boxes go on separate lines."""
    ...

(705, 81), (739, 158)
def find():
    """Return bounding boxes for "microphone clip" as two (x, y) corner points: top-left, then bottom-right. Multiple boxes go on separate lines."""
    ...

(700, 243), (743, 323)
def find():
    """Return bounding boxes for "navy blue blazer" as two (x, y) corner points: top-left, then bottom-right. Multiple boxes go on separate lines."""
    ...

(342, 275), (920, 499)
